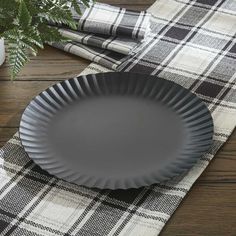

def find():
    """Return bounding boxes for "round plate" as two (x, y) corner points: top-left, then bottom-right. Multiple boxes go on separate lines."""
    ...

(19, 72), (213, 189)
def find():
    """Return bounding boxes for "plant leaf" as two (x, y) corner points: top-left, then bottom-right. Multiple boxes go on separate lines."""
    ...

(1, 0), (92, 79)
(4, 29), (28, 79)
(25, 27), (44, 48)
(81, 0), (90, 7)
(18, 0), (32, 27)
(71, 0), (81, 15)
(38, 25), (65, 43)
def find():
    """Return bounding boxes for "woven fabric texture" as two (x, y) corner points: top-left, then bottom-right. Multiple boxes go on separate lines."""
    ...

(1, 0), (236, 235)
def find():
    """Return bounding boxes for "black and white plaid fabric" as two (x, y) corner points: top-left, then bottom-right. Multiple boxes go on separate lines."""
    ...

(1, 0), (236, 235)
(50, 41), (127, 70)
(72, 2), (151, 40)
(58, 28), (140, 55)
(49, 2), (151, 59)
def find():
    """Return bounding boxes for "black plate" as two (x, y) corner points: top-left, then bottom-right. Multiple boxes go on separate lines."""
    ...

(19, 72), (213, 189)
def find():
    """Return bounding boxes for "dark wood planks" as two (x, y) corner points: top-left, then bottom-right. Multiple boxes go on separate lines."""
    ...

(0, 81), (59, 127)
(0, 46), (88, 81)
(0, 0), (235, 235)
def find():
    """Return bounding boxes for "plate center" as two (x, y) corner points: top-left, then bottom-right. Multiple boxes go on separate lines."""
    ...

(47, 95), (186, 177)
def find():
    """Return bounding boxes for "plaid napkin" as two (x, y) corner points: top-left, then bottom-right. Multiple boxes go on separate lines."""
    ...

(72, 2), (151, 40)
(50, 41), (126, 70)
(50, 2), (152, 65)
(1, 0), (236, 235)
(58, 28), (140, 55)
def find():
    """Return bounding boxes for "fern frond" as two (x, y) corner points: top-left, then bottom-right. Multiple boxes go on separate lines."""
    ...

(38, 25), (65, 42)
(0, 0), (17, 33)
(71, 0), (82, 15)
(39, 4), (77, 30)
(24, 27), (43, 48)
(0, 0), (92, 79)
(4, 29), (28, 79)
(18, 0), (32, 27)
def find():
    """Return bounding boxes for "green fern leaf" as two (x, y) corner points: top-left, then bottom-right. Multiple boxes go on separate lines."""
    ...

(71, 0), (82, 15)
(39, 3), (77, 30)
(4, 29), (28, 79)
(18, 0), (32, 27)
(81, 0), (90, 7)
(1, 0), (92, 79)
(25, 27), (44, 48)
(38, 25), (65, 43)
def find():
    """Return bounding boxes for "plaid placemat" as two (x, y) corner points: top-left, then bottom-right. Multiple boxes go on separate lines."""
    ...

(72, 2), (151, 40)
(1, 0), (236, 235)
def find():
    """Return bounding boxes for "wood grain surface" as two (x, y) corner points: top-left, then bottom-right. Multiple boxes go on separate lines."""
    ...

(0, 1), (235, 235)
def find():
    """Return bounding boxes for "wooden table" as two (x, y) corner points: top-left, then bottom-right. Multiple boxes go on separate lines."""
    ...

(0, 1), (236, 235)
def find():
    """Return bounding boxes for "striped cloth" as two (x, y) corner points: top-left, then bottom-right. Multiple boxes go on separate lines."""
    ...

(58, 28), (139, 55)
(50, 40), (127, 70)
(1, 0), (236, 235)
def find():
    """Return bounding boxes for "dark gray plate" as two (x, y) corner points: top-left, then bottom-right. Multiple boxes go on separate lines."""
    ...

(19, 72), (213, 189)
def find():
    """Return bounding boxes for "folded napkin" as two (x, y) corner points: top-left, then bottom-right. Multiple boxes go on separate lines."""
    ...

(72, 2), (151, 40)
(58, 28), (139, 55)
(51, 40), (126, 70)
(50, 2), (152, 69)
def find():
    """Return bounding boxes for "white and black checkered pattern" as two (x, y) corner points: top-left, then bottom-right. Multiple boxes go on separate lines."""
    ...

(58, 28), (140, 55)
(72, 2), (151, 40)
(1, 0), (236, 235)
(50, 40), (127, 70)
(49, 2), (151, 62)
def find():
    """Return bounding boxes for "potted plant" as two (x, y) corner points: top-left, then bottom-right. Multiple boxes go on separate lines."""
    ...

(0, 0), (90, 79)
